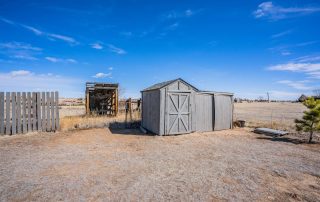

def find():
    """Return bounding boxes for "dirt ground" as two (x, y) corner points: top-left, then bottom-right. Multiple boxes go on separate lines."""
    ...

(1, 128), (319, 201)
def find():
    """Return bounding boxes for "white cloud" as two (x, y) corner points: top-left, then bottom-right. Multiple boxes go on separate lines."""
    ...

(277, 80), (312, 90)
(93, 72), (112, 78)
(12, 55), (38, 60)
(268, 62), (320, 80)
(0, 17), (14, 25)
(268, 63), (320, 72)
(253, 2), (320, 20)
(281, 51), (291, 56)
(108, 67), (113, 71)
(185, 9), (193, 16)
(45, 57), (59, 62)
(10, 70), (33, 77)
(1, 18), (78, 45)
(66, 58), (77, 63)
(164, 9), (199, 20)
(271, 30), (292, 38)
(0, 70), (83, 98)
(0, 42), (42, 51)
(108, 44), (127, 55)
(47, 33), (77, 44)
(91, 42), (103, 50)
(45, 57), (77, 63)
(120, 31), (133, 37)
(167, 22), (179, 30)
(269, 41), (317, 56)
(22, 25), (43, 35)
(0, 42), (42, 61)
(295, 55), (320, 63)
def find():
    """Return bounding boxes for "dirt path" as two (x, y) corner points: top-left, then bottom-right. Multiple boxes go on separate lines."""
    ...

(0, 128), (319, 201)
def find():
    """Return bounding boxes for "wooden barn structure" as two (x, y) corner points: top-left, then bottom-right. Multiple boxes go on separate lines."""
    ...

(141, 78), (233, 135)
(85, 82), (119, 116)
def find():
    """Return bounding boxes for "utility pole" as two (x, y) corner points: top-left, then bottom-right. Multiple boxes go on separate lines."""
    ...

(267, 92), (270, 102)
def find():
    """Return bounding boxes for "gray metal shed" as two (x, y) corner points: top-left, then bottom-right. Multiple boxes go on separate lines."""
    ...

(141, 78), (233, 135)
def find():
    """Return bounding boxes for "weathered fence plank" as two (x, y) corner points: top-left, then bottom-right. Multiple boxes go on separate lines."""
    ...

(41, 92), (46, 132)
(46, 92), (51, 131)
(0, 92), (4, 135)
(0, 91), (59, 135)
(51, 92), (55, 131)
(32, 92), (37, 131)
(37, 92), (41, 131)
(55, 91), (59, 130)
(11, 92), (16, 135)
(27, 92), (31, 132)
(22, 92), (27, 133)
(6, 92), (10, 135)
(17, 92), (21, 134)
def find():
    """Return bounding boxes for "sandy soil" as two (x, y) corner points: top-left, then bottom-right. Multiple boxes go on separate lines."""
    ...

(1, 128), (319, 201)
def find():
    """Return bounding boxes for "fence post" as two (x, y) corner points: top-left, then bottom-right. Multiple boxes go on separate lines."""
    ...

(6, 92), (11, 135)
(11, 92), (16, 135)
(0, 92), (4, 135)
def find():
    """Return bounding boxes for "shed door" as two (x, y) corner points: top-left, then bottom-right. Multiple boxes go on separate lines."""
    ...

(214, 95), (233, 130)
(166, 92), (191, 135)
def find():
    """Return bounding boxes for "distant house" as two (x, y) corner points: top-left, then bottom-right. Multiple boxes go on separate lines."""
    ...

(298, 94), (308, 102)
(313, 95), (320, 100)
(298, 94), (320, 102)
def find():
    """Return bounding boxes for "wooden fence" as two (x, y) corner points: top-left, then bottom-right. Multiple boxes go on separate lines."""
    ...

(0, 92), (59, 135)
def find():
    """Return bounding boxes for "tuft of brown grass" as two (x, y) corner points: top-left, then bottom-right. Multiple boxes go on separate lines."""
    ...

(60, 112), (141, 131)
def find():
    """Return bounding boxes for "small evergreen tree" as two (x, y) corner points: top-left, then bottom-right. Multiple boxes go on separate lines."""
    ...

(295, 97), (320, 143)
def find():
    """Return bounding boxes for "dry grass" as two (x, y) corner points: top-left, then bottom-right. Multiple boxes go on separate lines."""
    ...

(59, 102), (306, 132)
(60, 111), (141, 131)
(234, 102), (306, 131)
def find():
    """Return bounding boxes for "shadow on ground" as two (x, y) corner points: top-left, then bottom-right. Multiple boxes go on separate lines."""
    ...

(108, 121), (154, 136)
(256, 136), (319, 145)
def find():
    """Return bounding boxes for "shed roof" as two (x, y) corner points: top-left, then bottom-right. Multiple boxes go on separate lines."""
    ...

(86, 82), (119, 91)
(198, 91), (234, 96)
(142, 78), (199, 92)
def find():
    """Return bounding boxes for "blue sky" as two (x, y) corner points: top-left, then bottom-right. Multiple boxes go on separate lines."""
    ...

(0, 0), (320, 100)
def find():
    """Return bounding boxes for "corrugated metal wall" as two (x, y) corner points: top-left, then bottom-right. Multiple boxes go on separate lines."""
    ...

(214, 94), (233, 130)
(141, 90), (160, 134)
(195, 93), (213, 132)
